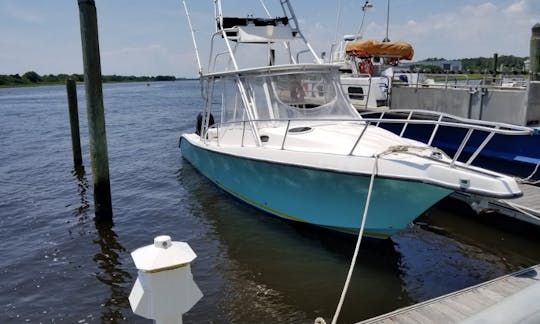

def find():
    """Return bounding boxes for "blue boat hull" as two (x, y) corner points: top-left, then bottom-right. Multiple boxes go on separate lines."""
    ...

(180, 136), (452, 239)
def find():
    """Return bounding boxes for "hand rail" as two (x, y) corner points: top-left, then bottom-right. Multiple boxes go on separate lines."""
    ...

(348, 121), (371, 155)
(395, 73), (529, 91)
(281, 120), (291, 150)
(206, 115), (534, 167)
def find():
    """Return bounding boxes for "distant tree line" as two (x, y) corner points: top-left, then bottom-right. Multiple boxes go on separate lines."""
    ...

(461, 55), (527, 73)
(0, 71), (180, 87)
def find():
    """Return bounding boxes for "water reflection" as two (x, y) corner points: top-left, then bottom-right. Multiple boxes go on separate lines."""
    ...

(93, 221), (132, 323)
(176, 163), (409, 323)
(71, 165), (90, 222)
(70, 165), (132, 322)
(175, 160), (540, 322)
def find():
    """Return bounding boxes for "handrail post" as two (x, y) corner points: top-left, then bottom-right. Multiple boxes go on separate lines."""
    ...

(349, 121), (371, 156)
(364, 75), (372, 109)
(451, 128), (474, 166)
(399, 111), (413, 137)
(427, 114), (443, 146)
(241, 120), (246, 147)
(465, 130), (497, 165)
(375, 111), (385, 127)
(281, 120), (291, 150)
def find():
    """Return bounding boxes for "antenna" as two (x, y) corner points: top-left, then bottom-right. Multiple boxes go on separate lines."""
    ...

(383, 0), (390, 42)
(357, 1), (373, 39)
(333, 0), (342, 50)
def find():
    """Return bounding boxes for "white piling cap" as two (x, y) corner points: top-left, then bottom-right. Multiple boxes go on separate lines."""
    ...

(131, 235), (197, 272)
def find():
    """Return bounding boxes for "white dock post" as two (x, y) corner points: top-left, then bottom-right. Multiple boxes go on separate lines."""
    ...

(129, 235), (203, 324)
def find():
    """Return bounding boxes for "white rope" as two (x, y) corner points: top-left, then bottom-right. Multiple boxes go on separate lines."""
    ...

(330, 154), (379, 324)
(516, 161), (540, 185)
(328, 145), (444, 324)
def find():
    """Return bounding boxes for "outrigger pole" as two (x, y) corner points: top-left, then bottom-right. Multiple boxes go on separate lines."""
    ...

(182, 0), (203, 75)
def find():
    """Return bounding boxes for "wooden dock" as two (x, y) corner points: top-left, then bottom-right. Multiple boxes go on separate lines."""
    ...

(452, 182), (540, 226)
(357, 264), (540, 324)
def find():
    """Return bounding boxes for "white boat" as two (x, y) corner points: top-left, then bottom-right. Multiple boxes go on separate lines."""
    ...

(330, 35), (394, 110)
(333, 37), (414, 110)
(327, 1), (414, 110)
(179, 0), (521, 239)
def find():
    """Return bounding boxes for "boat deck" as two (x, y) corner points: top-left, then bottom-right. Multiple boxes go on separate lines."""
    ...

(356, 264), (540, 324)
(497, 182), (540, 220)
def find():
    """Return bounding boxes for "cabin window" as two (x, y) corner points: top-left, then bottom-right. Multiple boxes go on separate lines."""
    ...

(347, 87), (364, 100)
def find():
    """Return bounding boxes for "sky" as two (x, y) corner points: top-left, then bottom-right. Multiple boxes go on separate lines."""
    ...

(0, 0), (539, 78)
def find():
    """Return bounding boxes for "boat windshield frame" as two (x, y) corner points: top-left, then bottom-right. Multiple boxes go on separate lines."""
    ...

(199, 64), (361, 145)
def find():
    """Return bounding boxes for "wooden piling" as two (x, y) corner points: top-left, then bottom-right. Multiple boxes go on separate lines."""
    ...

(77, 0), (112, 221)
(66, 79), (83, 166)
(492, 53), (498, 76)
(531, 23), (540, 81)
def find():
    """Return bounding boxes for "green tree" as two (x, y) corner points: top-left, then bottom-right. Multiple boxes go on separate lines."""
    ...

(22, 71), (42, 83)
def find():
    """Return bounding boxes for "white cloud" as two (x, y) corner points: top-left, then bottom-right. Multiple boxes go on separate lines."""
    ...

(407, 20), (417, 27)
(381, 1), (537, 60)
(462, 2), (498, 17)
(505, 0), (540, 15)
(504, 0), (526, 14)
(299, 0), (539, 63)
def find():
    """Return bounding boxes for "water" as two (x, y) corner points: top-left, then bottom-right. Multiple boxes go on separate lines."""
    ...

(1, 81), (540, 323)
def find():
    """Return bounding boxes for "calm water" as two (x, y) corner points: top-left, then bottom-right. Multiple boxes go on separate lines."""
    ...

(1, 81), (540, 323)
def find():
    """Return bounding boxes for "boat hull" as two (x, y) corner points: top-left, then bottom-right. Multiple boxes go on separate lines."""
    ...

(180, 136), (452, 239)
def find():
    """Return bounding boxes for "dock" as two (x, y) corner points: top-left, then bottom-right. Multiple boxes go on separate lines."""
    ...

(452, 182), (540, 227)
(357, 264), (540, 324)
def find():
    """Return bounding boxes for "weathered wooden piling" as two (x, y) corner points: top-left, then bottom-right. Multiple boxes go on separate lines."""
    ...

(77, 0), (112, 221)
(531, 23), (540, 81)
(492, 53), (498, 76)
(66, 78), (83, 166)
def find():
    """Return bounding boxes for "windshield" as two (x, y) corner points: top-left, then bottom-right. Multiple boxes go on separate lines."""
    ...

(218, 69), (360, 124)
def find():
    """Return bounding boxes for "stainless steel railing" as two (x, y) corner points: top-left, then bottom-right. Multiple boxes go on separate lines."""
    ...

(204, 113), (533, 168)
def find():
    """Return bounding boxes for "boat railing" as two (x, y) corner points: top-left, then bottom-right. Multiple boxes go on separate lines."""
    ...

(206, 114), (533, 167)
(395, 72), (530, 91)
(362, 109), (533, 165)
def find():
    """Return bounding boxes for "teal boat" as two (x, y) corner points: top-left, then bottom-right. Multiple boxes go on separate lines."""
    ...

(179, 0), (521, 239)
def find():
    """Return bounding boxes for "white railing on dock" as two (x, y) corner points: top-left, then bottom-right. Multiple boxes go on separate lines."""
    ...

(396, 72), (530, 91)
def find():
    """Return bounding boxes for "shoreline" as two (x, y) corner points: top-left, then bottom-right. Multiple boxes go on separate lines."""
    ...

(0, 78), (198, 89)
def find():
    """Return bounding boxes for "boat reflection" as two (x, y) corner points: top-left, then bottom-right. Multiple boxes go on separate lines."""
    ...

(177, 161), (540, 322)
(177, 162), (410, 323)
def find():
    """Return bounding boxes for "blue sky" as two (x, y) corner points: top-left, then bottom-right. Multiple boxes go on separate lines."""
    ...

(0, 0), (539, 77)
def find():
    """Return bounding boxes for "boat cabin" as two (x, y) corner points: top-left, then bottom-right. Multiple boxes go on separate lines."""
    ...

(201, 65), (360, 146)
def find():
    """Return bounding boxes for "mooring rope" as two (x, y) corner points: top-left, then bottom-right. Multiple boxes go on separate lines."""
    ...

(516, 161), (540, 185)
(324, 144), (538, 324)
(327, 145), (452, 324)
(330, 153), (379, 324)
